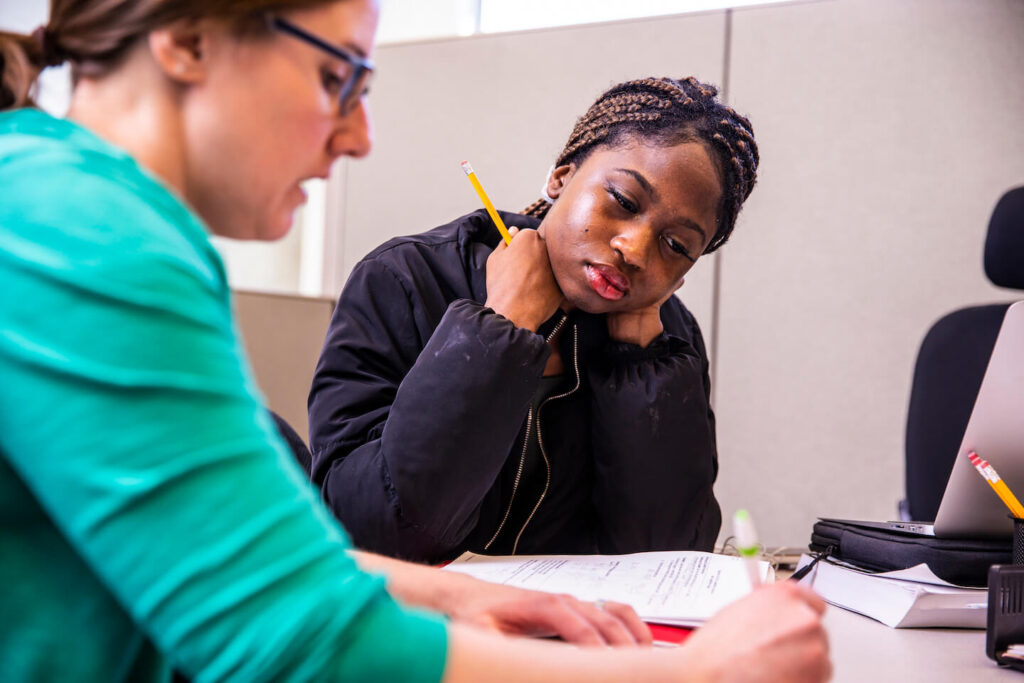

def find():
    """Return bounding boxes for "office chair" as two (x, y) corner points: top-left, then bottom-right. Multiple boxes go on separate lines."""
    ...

(268, 410), (313, 476)
(903, 186), (1024, 522)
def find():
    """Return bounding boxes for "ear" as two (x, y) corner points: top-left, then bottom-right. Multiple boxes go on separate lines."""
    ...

(545, 163), (576, 201)
(147, 19), (212, 84)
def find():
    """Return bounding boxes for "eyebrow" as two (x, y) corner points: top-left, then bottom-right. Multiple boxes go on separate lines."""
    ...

(613, 168), (709, 240)
(343, 42), (368, 59)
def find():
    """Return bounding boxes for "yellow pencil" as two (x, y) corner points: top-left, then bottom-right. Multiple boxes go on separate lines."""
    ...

(461, 161), (512, 245)
(969, 451), (1024, 518)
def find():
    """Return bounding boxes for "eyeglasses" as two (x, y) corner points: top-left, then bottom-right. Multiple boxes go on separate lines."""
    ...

(269, 15), (374, 116)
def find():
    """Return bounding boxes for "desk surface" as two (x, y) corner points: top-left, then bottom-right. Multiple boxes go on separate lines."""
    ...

(826, 606), (1020, 681)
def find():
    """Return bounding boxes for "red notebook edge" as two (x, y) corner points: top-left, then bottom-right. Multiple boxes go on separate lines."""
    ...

(647, 622), (693, 646)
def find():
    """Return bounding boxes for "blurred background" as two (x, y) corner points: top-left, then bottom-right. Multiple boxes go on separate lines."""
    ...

(3, 0), (1023, 547)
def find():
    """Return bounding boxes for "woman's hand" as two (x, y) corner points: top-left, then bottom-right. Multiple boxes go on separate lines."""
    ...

(484, 227), (565, 332)
(349, 550), (651, 647)
(678, 581), (832, 683)
(443, 572), (652, 647)
(605, 290), (674, 348)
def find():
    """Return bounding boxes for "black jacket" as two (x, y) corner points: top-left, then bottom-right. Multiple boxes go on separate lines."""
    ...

(308, 209), (721, 563)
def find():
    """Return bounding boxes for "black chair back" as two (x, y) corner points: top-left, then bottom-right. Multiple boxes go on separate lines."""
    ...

(903, 187), (1024, 521)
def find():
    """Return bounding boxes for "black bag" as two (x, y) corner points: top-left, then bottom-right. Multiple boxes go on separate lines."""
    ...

(809, 518), (1011, 587)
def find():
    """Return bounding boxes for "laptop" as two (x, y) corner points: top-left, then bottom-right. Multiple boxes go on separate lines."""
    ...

(821, 300), (1024, 539)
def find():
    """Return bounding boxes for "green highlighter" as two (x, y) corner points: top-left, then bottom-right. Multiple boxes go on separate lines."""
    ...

(733, 509), (762, 589)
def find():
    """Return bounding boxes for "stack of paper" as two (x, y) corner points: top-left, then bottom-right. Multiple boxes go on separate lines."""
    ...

(796, 555), (988, 628)
(443, 551), (773, 627)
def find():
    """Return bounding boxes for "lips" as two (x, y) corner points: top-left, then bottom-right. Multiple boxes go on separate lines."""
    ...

(585, 264), (630, 301)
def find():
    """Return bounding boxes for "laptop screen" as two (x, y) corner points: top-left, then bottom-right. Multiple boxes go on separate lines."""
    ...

(933, 301), (1024, 538)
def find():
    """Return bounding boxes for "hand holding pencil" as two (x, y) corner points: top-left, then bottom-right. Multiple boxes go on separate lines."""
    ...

(483, 227), (563, 332)
(463, 161), (564, 331)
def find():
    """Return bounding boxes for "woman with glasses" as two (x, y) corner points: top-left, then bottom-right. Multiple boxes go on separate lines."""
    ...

(0, 1), (829, 681)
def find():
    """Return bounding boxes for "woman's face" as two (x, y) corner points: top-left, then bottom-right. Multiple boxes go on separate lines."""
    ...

(185, 0), (378, 241)
(539, 139), (723, 314)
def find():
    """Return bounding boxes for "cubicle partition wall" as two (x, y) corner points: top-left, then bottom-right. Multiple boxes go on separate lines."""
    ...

(233, 291), (336, 446)
(714, 0), (1024, 546)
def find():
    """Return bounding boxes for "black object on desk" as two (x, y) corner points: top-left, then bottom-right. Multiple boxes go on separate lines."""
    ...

(810, 518), (1010, 587)
(987, 565), (1024, 672)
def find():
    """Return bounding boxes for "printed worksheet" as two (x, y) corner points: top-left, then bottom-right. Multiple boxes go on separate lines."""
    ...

(443, 551), (772, 625)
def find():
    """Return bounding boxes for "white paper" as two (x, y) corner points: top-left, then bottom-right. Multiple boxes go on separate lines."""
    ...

(809, 557), (986, 589)
(444, 551), (773, 626)
(863, 563), (987, 589)
(797, 555), (987, 628)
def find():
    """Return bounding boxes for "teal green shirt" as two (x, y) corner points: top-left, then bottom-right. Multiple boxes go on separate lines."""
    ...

(0, 109), (448, 682)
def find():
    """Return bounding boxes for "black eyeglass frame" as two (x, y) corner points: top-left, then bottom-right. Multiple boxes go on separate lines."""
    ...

(268, 15), (374, 115)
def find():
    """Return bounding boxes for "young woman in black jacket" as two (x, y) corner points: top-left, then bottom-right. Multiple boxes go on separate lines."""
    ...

(309, 76), (760, 564)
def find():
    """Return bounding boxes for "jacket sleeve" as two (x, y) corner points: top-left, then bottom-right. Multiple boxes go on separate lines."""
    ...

(0, 185), (448, 682)
(308, 259), (550, 562)
(587, 302), (722, 554)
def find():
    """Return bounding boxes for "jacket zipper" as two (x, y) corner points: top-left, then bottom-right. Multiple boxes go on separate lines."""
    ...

(512, 321), (581, 554)
(483, 406), (532, 551)
(484, 314), (569, 552)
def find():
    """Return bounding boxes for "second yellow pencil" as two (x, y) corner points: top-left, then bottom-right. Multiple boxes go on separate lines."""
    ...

(968, 451), (1024, 518)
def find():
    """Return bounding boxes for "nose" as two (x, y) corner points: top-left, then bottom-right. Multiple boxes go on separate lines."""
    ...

(610, 224), (655, 270)
(328, 98), (373, 160)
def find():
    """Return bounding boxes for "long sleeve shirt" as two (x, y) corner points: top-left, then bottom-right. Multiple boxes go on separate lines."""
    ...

(0, 108), (447, 682)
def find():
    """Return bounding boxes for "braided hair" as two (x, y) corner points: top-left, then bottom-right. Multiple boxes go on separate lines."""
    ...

(523, 76), (759, 254)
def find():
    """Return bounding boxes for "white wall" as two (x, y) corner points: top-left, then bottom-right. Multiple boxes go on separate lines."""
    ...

(334, 0), (1024, 546)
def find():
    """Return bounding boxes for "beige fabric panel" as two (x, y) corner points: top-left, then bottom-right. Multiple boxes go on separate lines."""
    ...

(337, 10), (728, 337)
(714, 0), (1024, 545)
(232, 290), (336, 445)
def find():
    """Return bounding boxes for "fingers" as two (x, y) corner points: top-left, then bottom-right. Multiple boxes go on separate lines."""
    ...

(773, 580), (827, 616)
(493, 226), (519, 253)
(571, 598), (642, 647)
(761, 583), (832, 683)
(524, 593), (649, 647)
(483, 225), (562, 330)
(596, 600), (653, 645)
(796, 584), (827, 616)
(529, 595), (605, 647)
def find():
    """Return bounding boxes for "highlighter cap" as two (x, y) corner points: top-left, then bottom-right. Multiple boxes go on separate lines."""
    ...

(733, 509), (759, 556)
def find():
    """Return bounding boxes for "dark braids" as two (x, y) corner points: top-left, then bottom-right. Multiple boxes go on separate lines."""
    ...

(523, 76), (759, 254)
